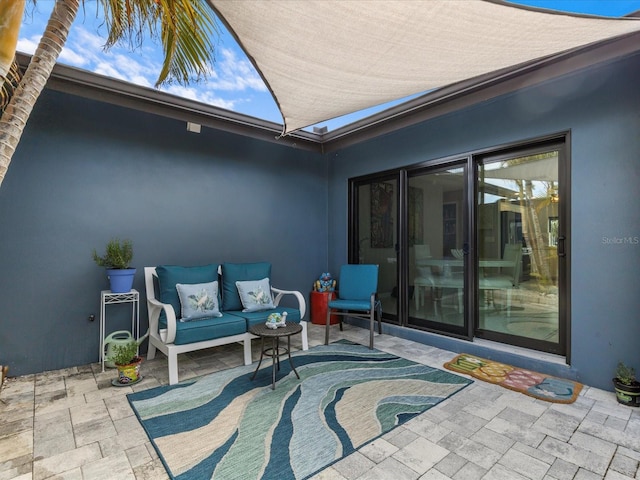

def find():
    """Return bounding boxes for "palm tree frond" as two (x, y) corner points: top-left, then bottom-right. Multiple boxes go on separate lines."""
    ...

(0, 60), (22, 113)
(100, 0), (218, 87)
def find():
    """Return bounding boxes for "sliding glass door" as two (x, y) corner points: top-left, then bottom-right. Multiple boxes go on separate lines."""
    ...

(476, 147), (566, 354)
(353, 176), (399, 322)
(407, 163), (467, 336)
(349, 136), (568, 356)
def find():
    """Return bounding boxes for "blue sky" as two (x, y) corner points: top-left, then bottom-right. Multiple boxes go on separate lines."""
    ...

(17, 1), (640, 132)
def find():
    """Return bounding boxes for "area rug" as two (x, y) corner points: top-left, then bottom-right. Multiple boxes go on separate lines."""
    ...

(128, 340), (472, 480)
(444, 353), (582, 404)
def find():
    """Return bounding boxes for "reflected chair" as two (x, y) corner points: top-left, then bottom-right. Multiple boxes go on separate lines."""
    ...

(480, 244), (522, 316)
(325, 264), (382, 349)
(413, 244), (432, 310)
(414, 244), (463, 314)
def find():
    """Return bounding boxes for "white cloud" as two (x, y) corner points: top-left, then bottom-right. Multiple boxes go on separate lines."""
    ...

(16, 35), (39, 55)
(206, 48), (267, 92)
(93, 61), (127, 81)
(17, 7), (274, 118)
(162, 84), (237, 110)
(59, 47), (88, 67)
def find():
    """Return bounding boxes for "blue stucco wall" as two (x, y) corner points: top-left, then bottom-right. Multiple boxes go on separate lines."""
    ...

(0, 90), (327, 376)
(327, 54), (640, 390)
(1, 54), (638, 391)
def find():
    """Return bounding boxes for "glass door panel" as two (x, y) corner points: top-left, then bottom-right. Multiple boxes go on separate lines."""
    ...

(356, 178), (399, 321)
(407, 165), (466, 335)
(477, 151), (562, 353)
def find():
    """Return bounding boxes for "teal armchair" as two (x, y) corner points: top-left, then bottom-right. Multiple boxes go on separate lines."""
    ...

(325, 264), (382, 348)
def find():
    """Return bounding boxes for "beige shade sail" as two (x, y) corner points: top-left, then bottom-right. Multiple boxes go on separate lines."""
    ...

(209, 0), (640, 135)
(483, 155), (558, 181)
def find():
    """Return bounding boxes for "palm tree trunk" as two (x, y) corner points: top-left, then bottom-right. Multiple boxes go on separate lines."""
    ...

(0, 0), (79, 188)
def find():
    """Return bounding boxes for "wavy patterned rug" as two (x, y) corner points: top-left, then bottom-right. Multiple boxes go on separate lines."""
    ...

(128, 340), (472, 480)
(444, 353), (582, 404)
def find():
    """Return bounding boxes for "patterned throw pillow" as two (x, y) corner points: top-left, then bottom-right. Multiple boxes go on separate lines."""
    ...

(176, 281), (222, 321)
(235, 277), (275, 312)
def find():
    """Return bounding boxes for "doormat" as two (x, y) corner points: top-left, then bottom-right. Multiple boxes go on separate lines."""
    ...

(128, 340), (472, 480)
(444, 353), (582, 404)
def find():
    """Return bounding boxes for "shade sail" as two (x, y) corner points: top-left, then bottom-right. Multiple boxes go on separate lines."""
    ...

(209, 0), (640, 135)
(483, 156), (558, 181)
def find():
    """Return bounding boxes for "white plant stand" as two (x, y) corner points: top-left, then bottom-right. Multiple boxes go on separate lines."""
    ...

(100, 289), (140, 372)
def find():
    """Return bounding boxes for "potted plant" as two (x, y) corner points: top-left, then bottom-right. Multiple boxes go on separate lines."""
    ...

(92, 238), (136, 293)
(111, 340), (143, 385)
(613, 362), (640, 407)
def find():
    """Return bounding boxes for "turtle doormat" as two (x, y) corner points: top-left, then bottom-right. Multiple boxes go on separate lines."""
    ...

(444, 353), (582, 404)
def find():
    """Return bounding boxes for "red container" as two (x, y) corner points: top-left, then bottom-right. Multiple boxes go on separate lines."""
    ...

(310, 291), (339, 325)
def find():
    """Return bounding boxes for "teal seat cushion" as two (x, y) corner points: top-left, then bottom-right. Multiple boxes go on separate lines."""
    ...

(328, 299), (372, 311)
(156, 264), (219, 318)
(172, 313), (247, 345)
(221, 262), (271, 311)
(228, 307), (301, 329)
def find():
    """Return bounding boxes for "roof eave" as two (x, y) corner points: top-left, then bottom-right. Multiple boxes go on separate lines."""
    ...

(16, 29), (640, 154)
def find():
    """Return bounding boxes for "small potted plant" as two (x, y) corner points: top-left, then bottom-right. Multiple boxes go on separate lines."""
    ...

(613, 362), (640, 407)
(92, 238), (136, 293)
(111, 340), (143, 385)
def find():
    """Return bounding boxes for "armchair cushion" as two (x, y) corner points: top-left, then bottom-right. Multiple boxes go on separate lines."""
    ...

(328, 298), (372, 311)
(156, 264), (219, 321)
(221, 262), (271, 311)
(236, 277), (275, 312)
(176, 281), (222, 321)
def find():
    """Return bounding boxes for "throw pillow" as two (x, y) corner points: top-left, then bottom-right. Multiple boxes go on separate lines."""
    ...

(156, 264), (218, 319)
(221, 262), (272, 311)
(176, 281), (222, 321)
(235, 277), (275, 312)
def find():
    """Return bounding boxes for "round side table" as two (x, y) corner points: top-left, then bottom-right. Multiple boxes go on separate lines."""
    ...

(249, 322), (303, 390)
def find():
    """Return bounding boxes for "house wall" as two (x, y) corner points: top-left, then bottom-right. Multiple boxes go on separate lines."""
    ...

(327, 53), (640, 390)
(0, 90), (328, 376)
(1, 54), (638, 391)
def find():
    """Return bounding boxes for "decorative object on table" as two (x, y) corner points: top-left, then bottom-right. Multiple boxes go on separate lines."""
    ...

(314, 272), (336, 292)
(265, 311), (287, 329)
(613, 362), (640, 407)
(444, 353), (583, 404)
(92, 238), (136, 293)
(127, 340), (472, 480)
(111, 338), (143, 386)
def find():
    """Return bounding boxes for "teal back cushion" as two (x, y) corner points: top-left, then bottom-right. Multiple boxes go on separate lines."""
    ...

(156, 264), (218, 318)
(338, 264), (379, 300)
(222, 262), (271, 311)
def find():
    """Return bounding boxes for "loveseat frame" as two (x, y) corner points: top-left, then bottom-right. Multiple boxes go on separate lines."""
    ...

(144, 266), (308, 385)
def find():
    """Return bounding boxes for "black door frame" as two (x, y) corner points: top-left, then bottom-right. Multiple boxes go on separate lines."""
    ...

(348, 132), (570, 360)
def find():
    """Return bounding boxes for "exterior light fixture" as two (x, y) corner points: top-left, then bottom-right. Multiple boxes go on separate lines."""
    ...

(186, 122), (201, 133)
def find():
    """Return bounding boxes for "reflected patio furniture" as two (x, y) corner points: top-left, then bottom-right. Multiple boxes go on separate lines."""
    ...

(479, 244), (523, 316)
(325, 264), (382, 349)
(415, 246), (463, 314)
(414, 247), (522, 316)
(414, 268), (463, 315)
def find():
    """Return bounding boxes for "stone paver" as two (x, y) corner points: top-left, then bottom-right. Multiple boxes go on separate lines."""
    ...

(0, 323), (639, 480)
